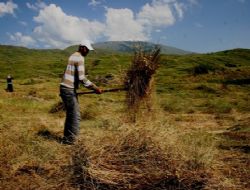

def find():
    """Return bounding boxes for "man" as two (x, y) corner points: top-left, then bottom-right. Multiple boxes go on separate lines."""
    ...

(60, 40), (102, 144)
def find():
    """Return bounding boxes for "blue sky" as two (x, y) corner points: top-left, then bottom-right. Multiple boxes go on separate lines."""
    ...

(0, 0), (249, 53)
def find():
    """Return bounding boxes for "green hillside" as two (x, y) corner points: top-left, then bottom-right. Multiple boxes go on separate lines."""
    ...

(1, 44), (249, 112)
(0, 45), (69, 79)
(1, 45), (250, 83)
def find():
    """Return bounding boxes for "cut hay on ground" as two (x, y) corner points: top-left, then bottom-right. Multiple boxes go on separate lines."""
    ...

(71, 125), (211, 190)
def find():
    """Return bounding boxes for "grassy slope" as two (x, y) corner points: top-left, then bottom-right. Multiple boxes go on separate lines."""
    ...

(0, 45), (250, 189)
(0, 45), (68, 79)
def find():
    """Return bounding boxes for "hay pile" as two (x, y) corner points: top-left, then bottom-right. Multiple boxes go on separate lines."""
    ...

(71, 125), (210, 190)
(125, 47), (161, 120)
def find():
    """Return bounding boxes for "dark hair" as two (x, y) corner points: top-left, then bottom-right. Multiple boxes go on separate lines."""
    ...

(78, 45), (89, 52)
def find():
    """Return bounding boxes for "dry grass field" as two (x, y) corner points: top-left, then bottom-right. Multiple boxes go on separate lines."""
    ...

(0, 77), (249, 190)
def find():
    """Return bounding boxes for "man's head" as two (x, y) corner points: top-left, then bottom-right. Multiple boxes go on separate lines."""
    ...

(78, 40), (94, 56)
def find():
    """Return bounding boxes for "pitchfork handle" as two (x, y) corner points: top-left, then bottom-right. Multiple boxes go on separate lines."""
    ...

(77, 88), (127, 95)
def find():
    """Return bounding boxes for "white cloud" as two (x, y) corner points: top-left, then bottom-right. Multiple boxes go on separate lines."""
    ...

(105, 8), (148, 41)
(12, 0), (194, 48)
(137, 0), (186, 28)
(104, 0), (186, 42)
(137, 1), (175, 28)
(19, 21), (28, 26)
(26, 2), (37, 11)
(188, 0), (199, 5)
(26, 1), (47, 11)
(174, 2), (185, 19)
(194, 22), (203, 28)
(88, 0), (101, 7)
(9, 32), (36, 47)
(33, 4), (105, 48)
(0, 1), (18, 17)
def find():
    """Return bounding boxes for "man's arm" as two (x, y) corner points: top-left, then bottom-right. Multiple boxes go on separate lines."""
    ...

(77, 60), (102, 94)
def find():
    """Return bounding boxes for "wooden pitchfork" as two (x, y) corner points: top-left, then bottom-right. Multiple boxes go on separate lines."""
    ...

(77, 87), (127, 95)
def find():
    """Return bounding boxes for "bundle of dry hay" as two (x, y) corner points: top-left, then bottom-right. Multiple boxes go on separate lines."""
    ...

(71, 125), (211, 190)
(124, 47), (161, 121)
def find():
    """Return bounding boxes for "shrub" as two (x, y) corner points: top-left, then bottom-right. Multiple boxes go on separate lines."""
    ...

(193, 64), (209, 75)
(49, 101), (65, 113)
(194, 84), (217, 94)
(193, 63), (220, 75)
(225, 63), (237, 67)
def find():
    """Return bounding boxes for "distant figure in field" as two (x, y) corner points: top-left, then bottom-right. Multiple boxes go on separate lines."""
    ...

(60, 40), (102, 145)
(6, 74), (14, 92)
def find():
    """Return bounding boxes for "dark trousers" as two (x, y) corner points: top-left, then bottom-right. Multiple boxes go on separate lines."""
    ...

(7, 83), (13, 92)
(60, 86), (80, 142)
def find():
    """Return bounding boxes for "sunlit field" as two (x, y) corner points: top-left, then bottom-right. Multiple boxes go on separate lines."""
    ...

(0, 46), (249, 189)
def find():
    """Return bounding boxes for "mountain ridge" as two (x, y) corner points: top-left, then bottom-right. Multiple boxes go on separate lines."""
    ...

(64, 41), (192, 55)
(94, 41), (192, 55)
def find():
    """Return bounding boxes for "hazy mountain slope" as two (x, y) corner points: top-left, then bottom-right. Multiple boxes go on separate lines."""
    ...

(64, 41), (191, 55)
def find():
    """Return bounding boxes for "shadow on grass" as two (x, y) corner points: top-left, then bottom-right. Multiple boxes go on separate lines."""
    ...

(15, 165), (49, 176)
(37, 129), (63, 144)
(223, 78), (250, 85)
(219, 144), (250, 154)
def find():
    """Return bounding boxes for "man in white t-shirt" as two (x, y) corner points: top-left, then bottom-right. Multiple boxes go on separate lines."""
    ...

(60, 40), (102, 144)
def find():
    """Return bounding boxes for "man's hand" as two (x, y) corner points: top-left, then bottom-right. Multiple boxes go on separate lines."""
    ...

(89, 83), (102, 94)
(95, 88), (102, 94)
